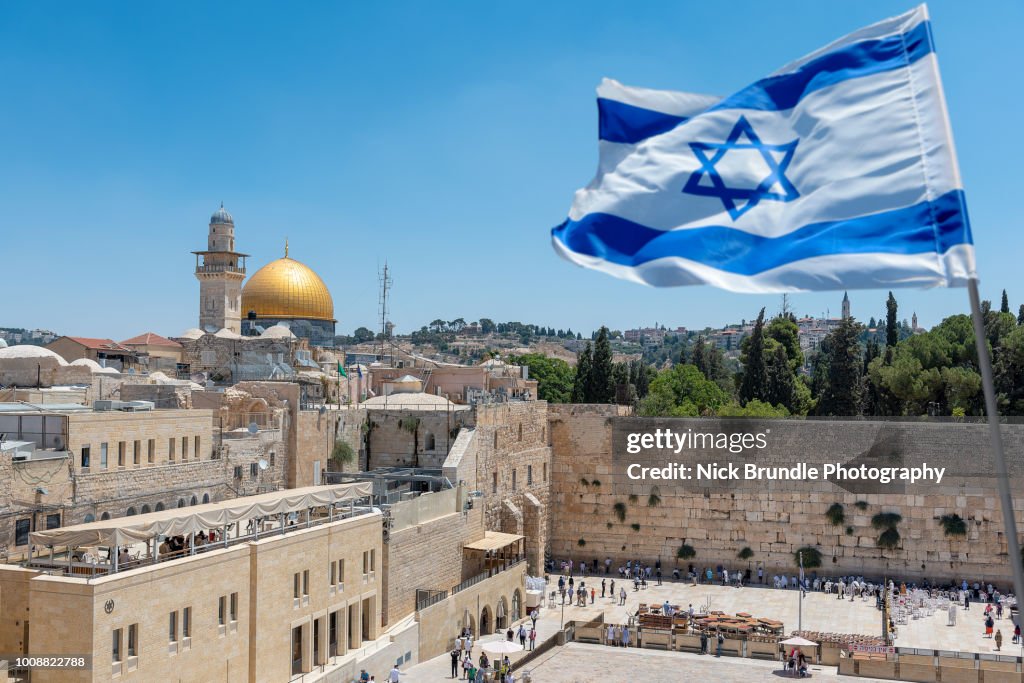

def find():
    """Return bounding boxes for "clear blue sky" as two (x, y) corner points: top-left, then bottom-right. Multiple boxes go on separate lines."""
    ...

(2, 1), (1021, 339)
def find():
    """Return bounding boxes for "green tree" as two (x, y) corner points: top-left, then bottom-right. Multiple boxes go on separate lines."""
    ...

(1018, 305), (1024, 326)
(571, 343), (592, 403)
(739, 308), (769, 405)
(765, 315), (804, 368)
(511, 353), (575, 403)
(717, 399), (789, 417)
(638, 364), (730, 416)
(886, 292), (899, 347)
(1001, 290), (1010, 314)
(587, 327), (615, 403)
(818, 316), (864, 416)
(766, 344), (795, 411)
(352, 326), (375, 343)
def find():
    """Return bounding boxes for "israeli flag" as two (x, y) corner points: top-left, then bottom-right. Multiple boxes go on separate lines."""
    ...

(552, 5), (975, 292)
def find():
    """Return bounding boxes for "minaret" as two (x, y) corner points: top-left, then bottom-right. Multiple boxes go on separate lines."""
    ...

(912, 312), (919, 331)
(193, 204), (249, 333)
(841, 291), (851, 320)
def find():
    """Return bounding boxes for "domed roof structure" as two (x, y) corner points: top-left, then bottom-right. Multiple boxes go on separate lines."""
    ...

(241, 247), (335, 322)
(210, 203), (234, 225)
(260, 324), (297, 339)
(0, 345), (67, 364)
(178, 328), (206, 340)
(0, 339), (7, 349)
(70, 358), (104, 371)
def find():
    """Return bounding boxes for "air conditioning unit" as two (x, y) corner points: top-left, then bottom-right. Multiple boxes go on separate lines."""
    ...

(93, 400), (121, 411)
(121, 401), (154, 412)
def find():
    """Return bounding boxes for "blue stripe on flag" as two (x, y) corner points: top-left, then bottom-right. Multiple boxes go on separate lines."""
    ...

(598, 98), (688, 145)
(552, 190), (971, 276)
(598, 20), (935, 144)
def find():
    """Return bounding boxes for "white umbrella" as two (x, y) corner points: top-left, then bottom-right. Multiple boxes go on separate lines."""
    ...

(780, 636), (818, 647)
(482, 640), (524, 654)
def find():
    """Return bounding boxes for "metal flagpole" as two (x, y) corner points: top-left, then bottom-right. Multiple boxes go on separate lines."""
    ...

(798, 552), (803, 634)
(967, 278), (1024, 612)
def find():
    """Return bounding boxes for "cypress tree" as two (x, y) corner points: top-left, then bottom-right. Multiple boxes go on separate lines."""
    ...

(739, 308), (769, 405)
(571, 343), (592, 403)
(692, 337), (708, 376)
(1001, 290), (1010, 314)
(819, 316), (864, 416)
(885, 292), (898, 347)
(1018, 304), (1024, 326)
(767, 344), (795, 410)
(587, 326), (615, 403)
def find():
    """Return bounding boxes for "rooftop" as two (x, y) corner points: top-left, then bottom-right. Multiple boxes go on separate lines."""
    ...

(120, 332), (183, 348)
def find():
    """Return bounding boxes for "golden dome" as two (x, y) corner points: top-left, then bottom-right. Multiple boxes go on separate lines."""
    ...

(241, 248), (335, 322)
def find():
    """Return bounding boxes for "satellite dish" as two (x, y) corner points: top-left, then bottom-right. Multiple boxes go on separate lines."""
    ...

(248, 422), (259, 435)
(258, 459), (268, 471)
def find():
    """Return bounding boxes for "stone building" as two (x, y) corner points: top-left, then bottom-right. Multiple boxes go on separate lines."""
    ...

(44, 337), (140, 373)
(119, 332), (184, 374)
(193, 204), (248, 334)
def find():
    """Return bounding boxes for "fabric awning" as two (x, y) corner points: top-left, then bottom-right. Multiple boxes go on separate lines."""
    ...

(463, 531), (524, 552)
(29, 482), (373, 548)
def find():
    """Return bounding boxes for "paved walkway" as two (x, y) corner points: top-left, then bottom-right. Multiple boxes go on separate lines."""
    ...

(399, 579), (1021, 681)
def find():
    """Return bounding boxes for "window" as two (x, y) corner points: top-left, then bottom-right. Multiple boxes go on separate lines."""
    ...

(169, 611), (178, 643)
(182, 436), (188, 459)
(330, 560), (336, 585)
(494, 432), (498, 449)
(527, 465), (533, 485)
(302, 570), (309, 596)
(518, 423), (523, 441)
(543, 463), (547, 482)
(229, 592), (238, 622)
(15, 518), (30, 546)
(46, 513), (60, 529)
(118, 441), (126, 467)
(112, 628), (122, 663)
(169, 438), (176, 461)
(362, 551), (369, 575)
(234, 466), (242, 479)
(133, 440), (141, 465)
(250, 462), (258, 477)
(492, 473), (497, 494)
(147, 439), (155, 464)
(294, 572), (301, 599)
(218, 596), (227, 625)
(127, 623), (138, 657)
(194, 436), (200, 459)
(512, 469), (517, 491)
(269, 452), (275, 467)
(81, 445), (91, 468)
(182, 607), (191, 638)
(100, 442), (108, 468)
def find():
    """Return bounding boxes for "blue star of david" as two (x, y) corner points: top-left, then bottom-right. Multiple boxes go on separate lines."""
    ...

(681, 116), (799, 220)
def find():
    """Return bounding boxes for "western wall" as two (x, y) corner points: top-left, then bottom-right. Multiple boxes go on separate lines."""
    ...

(547, 405), (1024, 585)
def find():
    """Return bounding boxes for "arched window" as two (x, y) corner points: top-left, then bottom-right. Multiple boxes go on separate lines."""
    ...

(155, 502), (165, 512)
(177, 499), (186, 508)
(83, 513), (96, 524)
(202, 493), (210, 504)
(140, 504), (151, 514)
(126, 507), (137, 516)
(100, 512), (111, 521)
(190, 495), (198, 506)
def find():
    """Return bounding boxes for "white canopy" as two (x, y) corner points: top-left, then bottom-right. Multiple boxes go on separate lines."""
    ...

(482, 640), (523, 654)
(30, 482), (373, 548)
(780, 636), (819, 647)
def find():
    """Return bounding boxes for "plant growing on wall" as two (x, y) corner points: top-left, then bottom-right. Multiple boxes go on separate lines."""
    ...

(872, 511), (903, 551)
(794, 547), (822, 569)
(590, 479), (601, 487)
(398, 417), (422, 466)
(606, 522), (613, 529)
(648, 487), (662, 507)
(737, 547), (754, 560)
(630, 523), (641, 532)
(845, 526), (854, 536)
(939, 513), (967, 538)
(580, 477), (590, 487)
(677, 543), (696, 560)
(825, 503), (845, 526)
(577, 538), (586, 547)
(613, 502), (627, 523)
(854, 500), (869, 511)
(329, 441), (355, 470)
(628, 494), (638, 504)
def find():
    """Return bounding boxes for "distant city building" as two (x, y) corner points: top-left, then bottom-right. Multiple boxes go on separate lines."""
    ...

(842, 291), (851, 320)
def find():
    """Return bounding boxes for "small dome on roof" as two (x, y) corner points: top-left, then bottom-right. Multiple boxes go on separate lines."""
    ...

(0, 339), (7, 349)
(210, 203), (233, 225)
(70, 358), (104, 371)
(213, 328), (242, 340)
(260, 324), (296, 339)
(178, 328), (205, 340)
(0, 345), (68, 364)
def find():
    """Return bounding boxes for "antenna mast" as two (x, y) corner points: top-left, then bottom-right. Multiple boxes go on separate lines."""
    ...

(378, 262), (393, 364)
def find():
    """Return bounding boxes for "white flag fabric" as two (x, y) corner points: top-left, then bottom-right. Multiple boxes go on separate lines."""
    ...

(552, 5), (975, 293)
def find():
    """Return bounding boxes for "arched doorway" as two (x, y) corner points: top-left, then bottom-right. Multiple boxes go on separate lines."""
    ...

(83, 513), (95, 524)
(480, 606), (492, 636)
(496, 597), (508, 631)
(155, 502), (165, 512)
(190, 495), (198, 506)
(141, 504), (151, 514)
(202, 493), (210, 504)
(100, 512), (111, 521)
(126, 507), (137, 517)
(511, 590), (522, 622)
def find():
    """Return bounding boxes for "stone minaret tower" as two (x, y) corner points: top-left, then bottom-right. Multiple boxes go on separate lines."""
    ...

(841, 291), (851, 320)
(193, 204), (248, 333)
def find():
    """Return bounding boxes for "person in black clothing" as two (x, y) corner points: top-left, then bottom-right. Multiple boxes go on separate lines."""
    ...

(699, 631), (708, 654)
(450, 649), (459, 678)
